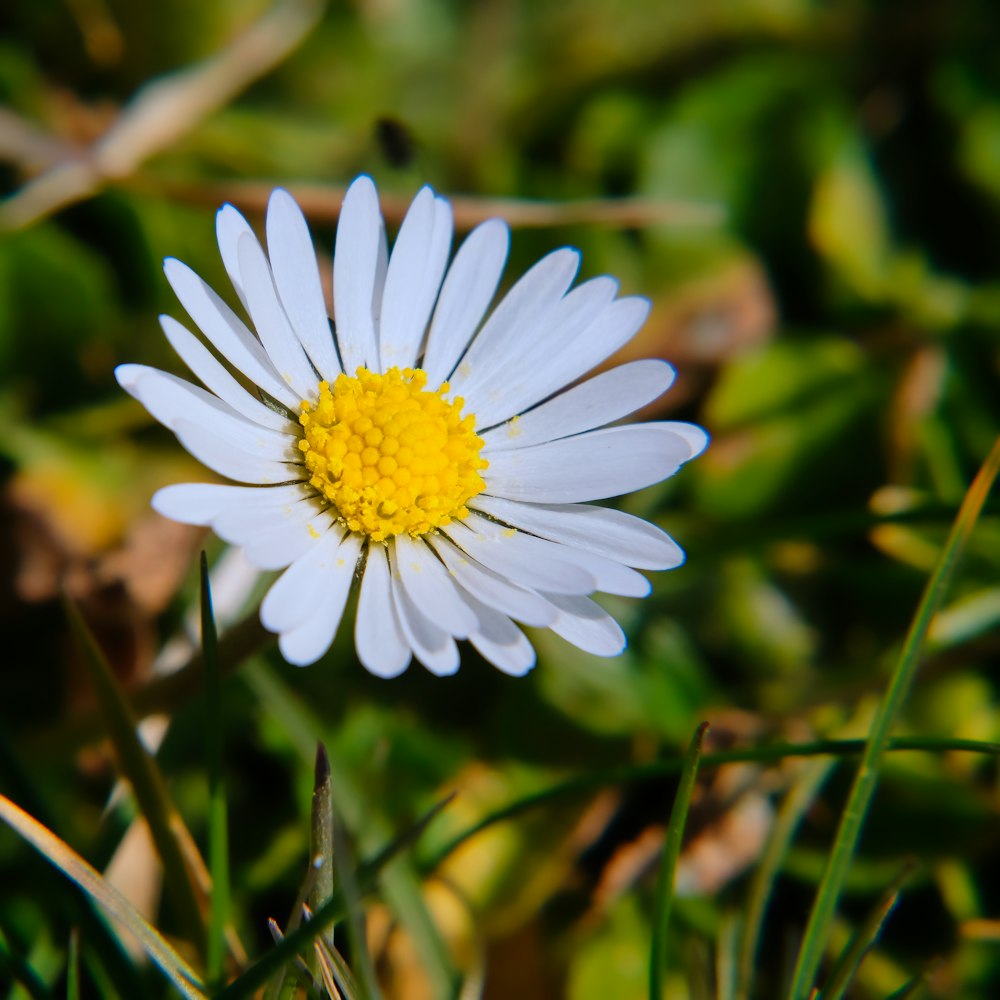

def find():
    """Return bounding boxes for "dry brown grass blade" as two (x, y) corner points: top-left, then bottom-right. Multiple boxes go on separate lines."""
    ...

(0, 0), (324, 230)
(155, 178), (725, 231)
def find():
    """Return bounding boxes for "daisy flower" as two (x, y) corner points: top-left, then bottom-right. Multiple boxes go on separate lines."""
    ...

(116, 176), (707, 677)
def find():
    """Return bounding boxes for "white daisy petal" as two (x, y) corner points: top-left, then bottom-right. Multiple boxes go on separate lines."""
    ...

(389, 555), (460, 676)
(471, 496), (685, 571)
(159, 315), (294, 431)
(468, 512), (648, 597)
(173, 418), (299, 485)
(482, 360), (674, 451)
(447, 247), (580, 402)
(464, 596), (536, 677)
(479, 297), (650, 427)
(421, 219), (509, 389)
(272, 533), (362, 665)
(118, 366), (296, 464)
(476, 295), (651, 428)
(215, 204), (254, 310)
(239, 506), (335, 571)
(392, 534), (479, 638)
(163, 257), (298, 409)
(236, 232), (317, 399)
(212, 496), (324, 547)
(460, 276), (618, 423)
(443, 517), (595, 595)
(545, 593), (627, 657)
(152, 483), (309, 525)
(427, 535), (556, 627)
(266, 188), (341, 380)
(484, 423), (706, 504)
(379, 187), (453, 372)
(261, 525), (344, 633)
(333, 175), (386, 375)
(355, 545), (412, 678)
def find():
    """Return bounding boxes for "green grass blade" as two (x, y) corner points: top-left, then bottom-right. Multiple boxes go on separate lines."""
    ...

(786, 434), (1000, 1000)
(65, 599), (207, 958)
(736, 759), (835, 1000)
(201, 553), (232, 990)
(329, 780), (382, 999)
(424, 737), (998, 874)
(311, 743), (336, 932)
(0, 724), (147, 999)
(649, 721), (709, 1000)
(0, 926), (52, 1000)
(817, 862), (914, 1000)
(243, 661), (459, 998)
(66, 930), (79, 1000)
(217, 792), (454, 1000)
(0, 792), (206, 999)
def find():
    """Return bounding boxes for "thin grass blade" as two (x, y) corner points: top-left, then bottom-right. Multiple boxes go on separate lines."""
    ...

(424, 736), (999, 873)
(66, 929), (80, 1000)
(243, 661), (458, 998)
(201, 553), (233, 990)
(330, 794), (382, 1000)
(65, 598), (207, 957)
(817, 862), (914, 1000)
(0, 926), (52, 1000)
(0, 792), (206, 999)
(787, 435), (1000, 999)
(310, 916), (364, 999)
(736, 759), (835, 1000)
(217, 792), (454, 1000)
(649, 721), (709, 1000)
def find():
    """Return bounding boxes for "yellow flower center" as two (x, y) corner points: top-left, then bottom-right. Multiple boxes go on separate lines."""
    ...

(298, 367), (487, 542)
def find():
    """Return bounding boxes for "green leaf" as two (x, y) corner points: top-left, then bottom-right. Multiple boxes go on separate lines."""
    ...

(0, 793), (205, 999)
(649, 721), (708, 1000)
(787, 435), (1000, 999)
(65, 598), (207, 959)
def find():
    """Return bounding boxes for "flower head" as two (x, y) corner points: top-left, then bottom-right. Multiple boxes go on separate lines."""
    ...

(117, 176), (707, 677)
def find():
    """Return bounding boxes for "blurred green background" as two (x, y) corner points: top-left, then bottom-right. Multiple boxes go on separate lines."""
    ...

(2, 0), (1000, 997)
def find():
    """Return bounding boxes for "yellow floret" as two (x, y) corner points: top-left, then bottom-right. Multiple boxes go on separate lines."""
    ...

(298, 366), (488, 541)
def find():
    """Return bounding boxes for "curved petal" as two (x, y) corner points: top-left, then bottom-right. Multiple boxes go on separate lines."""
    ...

(237, 233), (318, 400)
(173, 419), (302, 485)
(464, 596), (536, 676)
(153, 482), (310, 525)
(471, 496), (685, 571)
(461, 276), (617, 422)
(163, 257), (298, 409)
(545, 593), (626, 657)
(427, 535), (556, 627)
(447, 248), (579, 402)
(421, 219), (509, 389)
(266, 188), (341, 381)
(478, 295), (651, 429)
(388, 554), (459, 676)
(442, 517), (595, 595)
(481, 360), (674, 451)
(483, 422), (707, 504)
(392, 534), (478, 638)
(355, 544), (411, 677)
(378, 187), (453, 372)
(334, 175), (386, 375)
(274, 533), (362, 665)
(469, 512), (648, 597)
(215, 203), (254, 310)
(118, 366), (297, 464)
(261, 526), (355, 634)
(238, 504), (336, 571)
(159, 315), (294, 431)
